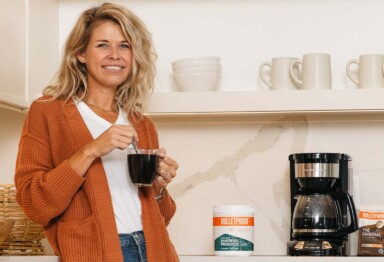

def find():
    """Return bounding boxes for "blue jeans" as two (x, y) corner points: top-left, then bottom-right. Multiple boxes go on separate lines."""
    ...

(119, 231), (147, 262)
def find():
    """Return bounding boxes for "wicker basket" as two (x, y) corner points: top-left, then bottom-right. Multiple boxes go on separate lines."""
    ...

(0, 184), (45, 255)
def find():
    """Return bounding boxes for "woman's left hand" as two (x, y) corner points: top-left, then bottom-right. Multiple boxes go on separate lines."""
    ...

(154, 148), (178, 194)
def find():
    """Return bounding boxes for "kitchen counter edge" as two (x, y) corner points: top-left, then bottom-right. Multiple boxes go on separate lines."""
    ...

(0, 256), (383, 261)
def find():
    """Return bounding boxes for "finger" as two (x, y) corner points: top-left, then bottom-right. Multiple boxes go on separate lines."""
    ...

(111, 136), (134, 150)
(164, 156), (179, 170)
(157, 148), (166, 158)
(158, 161), (177, 179)
(163, 169), (176, 181)
(111, 125), (139, 141)
(108, 125), (138, 147)
(157, 167), (172, 180)
(162, 172), (171, 181)
(158, 167), (175, 186)
(155, 175), (168, 188)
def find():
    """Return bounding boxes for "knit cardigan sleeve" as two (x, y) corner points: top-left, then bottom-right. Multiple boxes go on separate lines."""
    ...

(14, 102), (85, 226)
(157, 192), (177, 226)
(136, 115), (177, 225)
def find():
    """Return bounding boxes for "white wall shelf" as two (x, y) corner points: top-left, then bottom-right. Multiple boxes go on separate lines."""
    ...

(148, 89), (384, 117)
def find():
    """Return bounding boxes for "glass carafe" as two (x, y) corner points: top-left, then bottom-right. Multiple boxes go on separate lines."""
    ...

(292, 193), (357, 238)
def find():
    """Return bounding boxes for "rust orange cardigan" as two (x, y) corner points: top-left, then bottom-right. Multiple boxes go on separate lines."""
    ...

(14, 98), (179, 261)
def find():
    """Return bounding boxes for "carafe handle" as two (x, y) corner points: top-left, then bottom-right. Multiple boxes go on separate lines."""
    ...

(332, 192), (358, 234)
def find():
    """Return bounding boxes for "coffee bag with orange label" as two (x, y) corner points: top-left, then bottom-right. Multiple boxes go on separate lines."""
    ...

(357, 205), (384, 256)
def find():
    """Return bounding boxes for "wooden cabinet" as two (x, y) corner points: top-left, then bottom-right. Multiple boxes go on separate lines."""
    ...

(0, 0), (59, 112)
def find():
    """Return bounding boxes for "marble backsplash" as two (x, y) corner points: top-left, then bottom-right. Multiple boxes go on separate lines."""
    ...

(2, 107), (383, 256)
(155, 115), (384, 255)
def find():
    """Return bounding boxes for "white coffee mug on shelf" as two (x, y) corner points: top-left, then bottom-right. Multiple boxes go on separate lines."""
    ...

(346, 54), (384, 89)
(290, 53), (332, 90)
(259, 57), (299, 90)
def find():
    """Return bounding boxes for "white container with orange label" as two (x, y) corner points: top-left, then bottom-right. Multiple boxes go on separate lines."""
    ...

(213, 205), (254, 256)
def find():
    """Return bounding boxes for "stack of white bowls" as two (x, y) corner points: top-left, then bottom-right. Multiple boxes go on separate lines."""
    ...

(172, 56), (221, 92)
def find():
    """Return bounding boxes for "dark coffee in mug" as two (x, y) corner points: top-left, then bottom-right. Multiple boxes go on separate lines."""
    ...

(127, 149), (159, 187)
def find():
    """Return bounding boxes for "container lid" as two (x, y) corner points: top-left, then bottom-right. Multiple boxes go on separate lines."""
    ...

(289, 153), (351, 163)
(213, 205), (254, 213)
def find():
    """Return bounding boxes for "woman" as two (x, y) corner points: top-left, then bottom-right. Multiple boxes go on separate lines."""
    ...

(14, 2), (179, 261)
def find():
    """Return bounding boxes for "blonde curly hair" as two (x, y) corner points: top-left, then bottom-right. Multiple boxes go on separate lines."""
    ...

(43, 2), (156, 114)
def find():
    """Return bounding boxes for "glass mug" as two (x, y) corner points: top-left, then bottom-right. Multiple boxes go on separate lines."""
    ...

(127, 148), (159, 187)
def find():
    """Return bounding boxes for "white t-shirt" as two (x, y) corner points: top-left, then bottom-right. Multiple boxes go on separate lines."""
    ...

(76, 101), (142, 233)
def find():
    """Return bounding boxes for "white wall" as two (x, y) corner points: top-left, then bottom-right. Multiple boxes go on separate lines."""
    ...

(0, 108), (25, 183)
(60, 0), (384, 92)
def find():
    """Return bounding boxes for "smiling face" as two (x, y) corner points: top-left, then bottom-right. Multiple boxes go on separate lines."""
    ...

(77, 20), (132, 93)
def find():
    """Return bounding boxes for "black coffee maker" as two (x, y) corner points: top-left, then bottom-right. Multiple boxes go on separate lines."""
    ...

(287, 153), (358, 256)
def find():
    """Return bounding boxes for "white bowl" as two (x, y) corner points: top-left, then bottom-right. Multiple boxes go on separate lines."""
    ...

(172, 56), (221, 67)
(173, 65), (222, 74)
(173, 73), (221, 92)
(172, 61), (221, 72)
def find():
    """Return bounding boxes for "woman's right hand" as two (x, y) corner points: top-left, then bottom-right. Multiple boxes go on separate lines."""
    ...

(69, 124), (138, 176)
(86, 124), (138, 158)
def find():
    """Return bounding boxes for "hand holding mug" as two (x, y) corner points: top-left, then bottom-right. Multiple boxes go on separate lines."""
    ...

(155, 148), (179, 189)
(127, 147), (178, 195)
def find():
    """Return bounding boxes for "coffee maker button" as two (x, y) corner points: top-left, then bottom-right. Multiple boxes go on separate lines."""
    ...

(322, 241), (332, 250)
(294, 241), (305, 249)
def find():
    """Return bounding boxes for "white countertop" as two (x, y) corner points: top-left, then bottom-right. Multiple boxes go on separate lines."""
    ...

(179, 256), (384, 261)
(0, 256), (383, 261)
